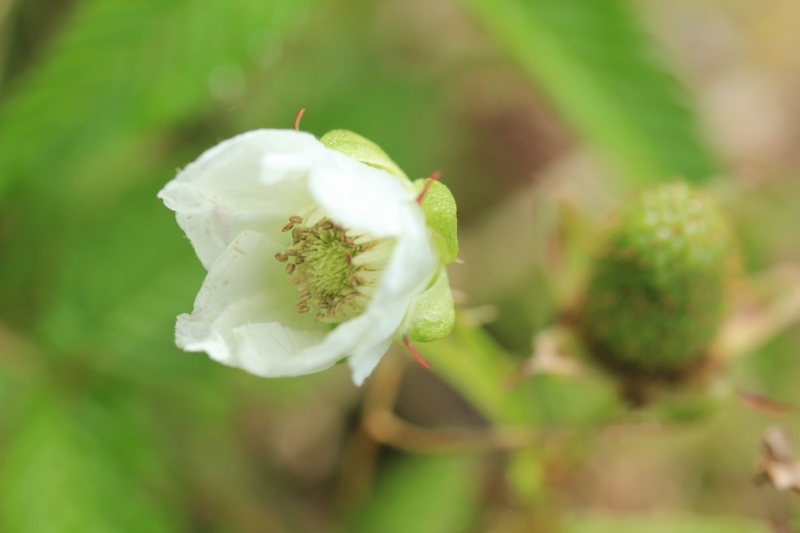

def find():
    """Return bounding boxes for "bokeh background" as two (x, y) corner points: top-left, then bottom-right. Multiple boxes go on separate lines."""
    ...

(2, 0), (800, 531)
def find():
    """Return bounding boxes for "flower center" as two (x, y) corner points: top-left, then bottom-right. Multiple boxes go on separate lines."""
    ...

(275, 214), (392, 323)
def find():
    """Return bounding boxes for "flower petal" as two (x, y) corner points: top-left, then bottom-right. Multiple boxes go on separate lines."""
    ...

(176, 230), (339, 376)
(348, 339), (393, 386)
(159, 130), (319, 269)
(306, 159), (439, 383)
(308, 155), (416, 238)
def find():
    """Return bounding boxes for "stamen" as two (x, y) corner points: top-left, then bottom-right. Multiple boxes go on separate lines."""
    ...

(274, 213), (392, 324)
(282, 215), (303, 232)
(292, 227), (303, 244)
(415, 170), (442, 204)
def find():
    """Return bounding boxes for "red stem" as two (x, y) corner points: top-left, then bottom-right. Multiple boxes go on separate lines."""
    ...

(403, 337), (432, 370)
(293, 108), (306, 131)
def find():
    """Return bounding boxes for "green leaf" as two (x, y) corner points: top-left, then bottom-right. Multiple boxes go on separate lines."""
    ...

(420, 315), (538, 424)
(459, 0), (717, 184)
(348, 454), (479, 533)
(0, 0), (312, 203)
(565, 513), (771, 533)
(36, 186), (207, 381)
(1, 387), (179, 533)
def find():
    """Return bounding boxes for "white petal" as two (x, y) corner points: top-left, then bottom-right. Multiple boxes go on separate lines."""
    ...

(308, 151), (437, 298)
(261, 144), (338, 185)
(159, 130), (319, 269)
(232, 321), (339, 377)
(348, 339), (393, 386)
(176, 230), (337, 375)
(308, 161), (438, 384)
(308, 153), (416, 238)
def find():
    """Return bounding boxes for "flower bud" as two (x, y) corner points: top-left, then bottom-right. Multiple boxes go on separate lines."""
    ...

(581, 182), (735, 377)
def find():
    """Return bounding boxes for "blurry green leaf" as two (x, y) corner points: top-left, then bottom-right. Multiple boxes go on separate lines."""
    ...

(1, 387), (179, 533)
(348, 454), (479, 533)
(37, 186), (206, 381)
(0, 0), (312, 203)
(423, 315), (538, 425)
(460, 0), (717, 184)
(565, 513), (770, 533)
(528, 374), (620, 427)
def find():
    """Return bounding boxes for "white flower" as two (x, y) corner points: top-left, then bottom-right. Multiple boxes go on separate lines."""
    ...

(158, 129), (438, 385)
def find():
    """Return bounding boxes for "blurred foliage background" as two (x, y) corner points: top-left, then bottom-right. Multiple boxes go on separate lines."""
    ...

(1, 0), (800, 531)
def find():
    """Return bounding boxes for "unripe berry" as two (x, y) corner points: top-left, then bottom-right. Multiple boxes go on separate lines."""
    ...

(581, 182), (735, 377)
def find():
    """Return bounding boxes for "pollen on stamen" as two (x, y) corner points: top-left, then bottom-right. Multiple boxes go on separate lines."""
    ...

(282, 216), (301, 232)
(276, 213), (391, 324)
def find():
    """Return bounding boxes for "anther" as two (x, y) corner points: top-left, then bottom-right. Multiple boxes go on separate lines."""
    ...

(282, 221), (296, 232)
(289, 215), (303, 224)
(296, 303), (310, 313)
(315, 313), (325, 322)
(275, 252), (288, 262)
(286, 263), (296, 274)
(292, 227), (303, 244)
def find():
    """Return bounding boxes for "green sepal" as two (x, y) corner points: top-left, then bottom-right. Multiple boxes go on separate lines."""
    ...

(413, 179), (459, 264)
(320, 129), (408, 179)
(405, 267), (455, 343)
